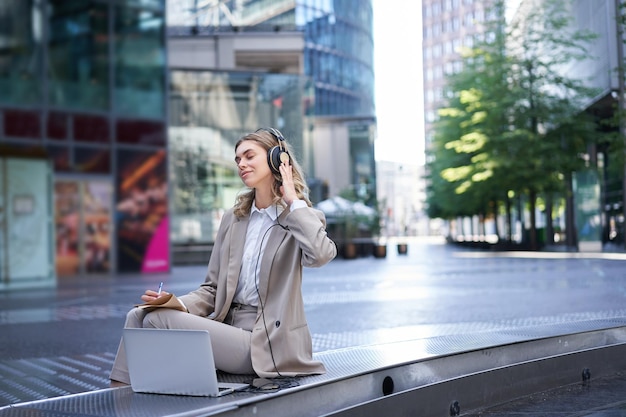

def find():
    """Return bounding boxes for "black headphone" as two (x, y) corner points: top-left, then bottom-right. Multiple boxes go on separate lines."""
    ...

(257, 127), (290, 174)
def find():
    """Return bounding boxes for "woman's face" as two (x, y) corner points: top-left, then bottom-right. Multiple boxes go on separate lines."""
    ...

(235, 140), (273, 189)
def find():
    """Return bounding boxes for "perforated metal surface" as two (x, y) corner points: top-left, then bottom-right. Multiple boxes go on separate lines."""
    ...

(0, 304), (130, 325)
(0, 353), (113, 407)
(2, 320), (626, 417)
(3, 314), (626, 408)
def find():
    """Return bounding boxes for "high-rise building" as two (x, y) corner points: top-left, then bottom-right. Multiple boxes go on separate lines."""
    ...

(0, 0), (378, 286)
(168, 1), (375, 120)
(167, 0), (378, 255)
(169, 0), (376, 200)
(421, 0), (496, 152)
(507, 0), (624, 249)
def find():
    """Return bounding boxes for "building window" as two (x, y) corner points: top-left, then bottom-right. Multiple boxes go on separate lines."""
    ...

(433, 2), (441, 16)
(47, 112), (69, 140)
(452, 17), (460, 31)
(4, 109), (41, 138)
(168, 69), (308, 243)
(48, 0), (109, 111)
(114, 5), (165, 119)
(74, 146), (111, 173)
(0, 0), (43, 105)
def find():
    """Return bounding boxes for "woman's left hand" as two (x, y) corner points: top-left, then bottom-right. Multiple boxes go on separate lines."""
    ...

(279, 160), (297, 206)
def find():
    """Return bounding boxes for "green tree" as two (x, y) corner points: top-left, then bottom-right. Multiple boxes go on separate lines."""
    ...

(427, 0), (518, 239)
(505, 0), (599, 248)
(427, 0), (600, 249)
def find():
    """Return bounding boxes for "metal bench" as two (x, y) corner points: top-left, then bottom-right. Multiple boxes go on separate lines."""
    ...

(2, 318), (626, 417)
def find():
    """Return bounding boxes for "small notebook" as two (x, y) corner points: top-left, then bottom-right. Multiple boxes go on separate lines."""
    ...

(123, 328), (249, 397)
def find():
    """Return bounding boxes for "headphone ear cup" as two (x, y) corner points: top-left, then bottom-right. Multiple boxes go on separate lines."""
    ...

(268, 146), (282, 174)
(268, 146), (290, 174)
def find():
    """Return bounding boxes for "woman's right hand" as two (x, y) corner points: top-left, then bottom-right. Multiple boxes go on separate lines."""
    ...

(140, 289), (168, 302)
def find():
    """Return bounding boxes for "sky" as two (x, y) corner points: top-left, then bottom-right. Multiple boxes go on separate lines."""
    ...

(372, 0), (424, 166)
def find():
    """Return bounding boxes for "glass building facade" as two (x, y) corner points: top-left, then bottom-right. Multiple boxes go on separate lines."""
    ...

(169, 0), (375, 119)
(169, 69), (311, 244)
(298, 1), (375, 118)
(0, 0), (167, 283)
(167, 0), (377, 250)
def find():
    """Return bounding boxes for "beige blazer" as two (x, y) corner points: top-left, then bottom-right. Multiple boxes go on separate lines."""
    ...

(179, 205), (337, 377)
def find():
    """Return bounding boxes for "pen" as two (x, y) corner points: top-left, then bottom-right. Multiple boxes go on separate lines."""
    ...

(157, 282), (163, 296)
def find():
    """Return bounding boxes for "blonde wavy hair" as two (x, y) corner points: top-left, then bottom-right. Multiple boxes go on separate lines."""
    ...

(233, 129), (311, 218)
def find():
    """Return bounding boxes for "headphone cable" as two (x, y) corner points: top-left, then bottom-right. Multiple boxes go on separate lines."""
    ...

(254, 218), (283, 378)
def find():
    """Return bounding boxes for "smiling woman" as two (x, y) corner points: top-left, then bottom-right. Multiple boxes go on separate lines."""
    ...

(109, 127), (337, 386)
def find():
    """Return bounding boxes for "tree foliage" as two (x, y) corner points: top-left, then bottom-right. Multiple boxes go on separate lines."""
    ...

(426, 0), (602, 247)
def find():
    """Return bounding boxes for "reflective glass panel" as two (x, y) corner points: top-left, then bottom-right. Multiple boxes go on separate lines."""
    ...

(74, 146), (111, 173)
(168, 69), (310, 244)
(73, 113), (110, 142)
(299, 0), (374, 117)
(114, 5), (165, 119)
(47, 112), (69, 140)
(120, 0), (163, 9)
(4, 109), (41, 139)
(47, 0), (109, 111)
(0, 0), (42, 105)
(46, 145), (71, 172)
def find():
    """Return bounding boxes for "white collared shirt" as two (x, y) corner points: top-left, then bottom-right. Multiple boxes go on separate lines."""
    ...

(233, 199), (306, 306)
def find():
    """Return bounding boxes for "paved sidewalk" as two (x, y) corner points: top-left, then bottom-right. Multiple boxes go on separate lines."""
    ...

(2, 236), (626, 407)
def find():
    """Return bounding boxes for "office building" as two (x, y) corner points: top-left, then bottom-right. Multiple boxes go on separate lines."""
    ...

(421, 0), (497, 151)
(508, 0), (624, 249)
(0, 0), (168, 288)
(0, 0), (377, 286)
(167, 0), (377, 253)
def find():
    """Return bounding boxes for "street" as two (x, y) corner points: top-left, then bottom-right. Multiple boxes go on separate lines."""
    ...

(1, 236), (626, 406)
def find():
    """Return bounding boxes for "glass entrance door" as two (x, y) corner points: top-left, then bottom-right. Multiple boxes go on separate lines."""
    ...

(0, 158), (54, 285)
(55, 179), (112, 276)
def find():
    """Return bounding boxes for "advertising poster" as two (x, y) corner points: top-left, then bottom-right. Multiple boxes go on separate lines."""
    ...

(55, 181), (80, 276)
(116, 149), (169, 273)
(83, 181), (112, 273)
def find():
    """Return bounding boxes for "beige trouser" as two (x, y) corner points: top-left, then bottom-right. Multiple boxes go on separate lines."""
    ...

(109, 305), (257, 384)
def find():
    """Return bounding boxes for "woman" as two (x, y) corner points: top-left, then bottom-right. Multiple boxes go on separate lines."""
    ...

(110, 128), (337, 385)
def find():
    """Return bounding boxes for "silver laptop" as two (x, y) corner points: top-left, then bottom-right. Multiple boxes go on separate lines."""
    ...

(123, 328), (249, 397)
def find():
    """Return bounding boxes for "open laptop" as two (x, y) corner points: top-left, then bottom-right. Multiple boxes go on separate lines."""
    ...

(123, 328), (249, 397)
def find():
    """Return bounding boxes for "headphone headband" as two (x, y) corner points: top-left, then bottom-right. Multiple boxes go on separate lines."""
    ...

(256, 127), (285, 146)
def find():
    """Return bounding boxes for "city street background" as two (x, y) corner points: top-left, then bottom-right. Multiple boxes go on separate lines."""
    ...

(2, 236), (626, 407)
